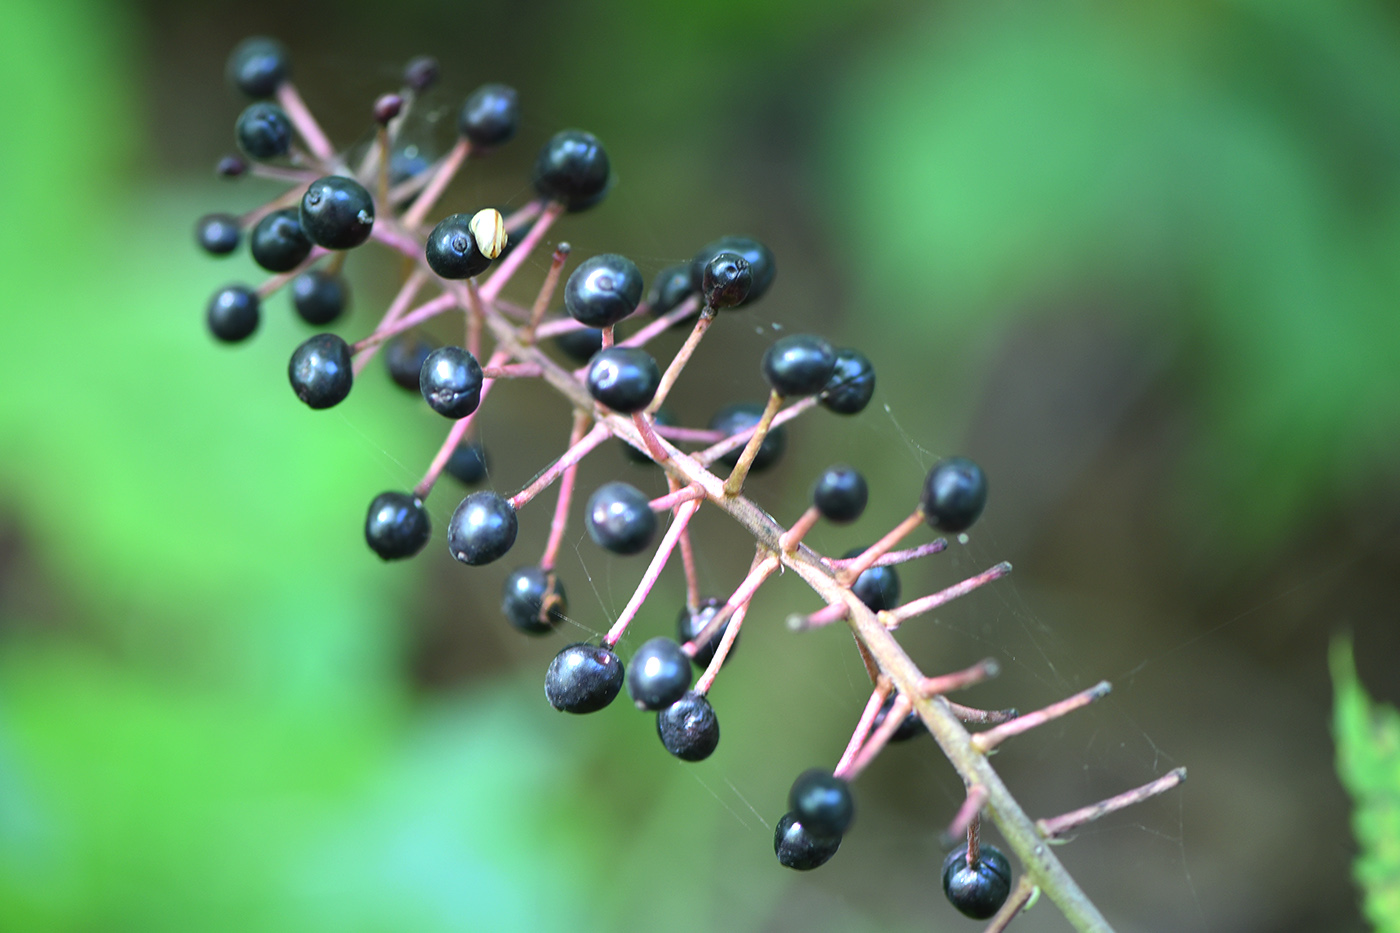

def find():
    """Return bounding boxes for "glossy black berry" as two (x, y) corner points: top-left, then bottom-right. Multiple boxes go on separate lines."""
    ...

(788, 769), (855, 838)
(586, 347), (660, 414)
(553, 327), (604, 364)
(249, 208), (311, 272)
(502, 566), (567, 635)
(300, 176), (374, 250)
(364, 491), (431, 561)
(812, 465), (868, 523)
(216, 154), (248, 178)
(774, 812), (842, 870)
(627, 637), (693, 711)
(701, 253), (751, 309)
(458, 84), (519, 148)
(288, 334), (353, 409)
(843, 547), (901, 611)
(657, 691), (719, 761)
(291, 268), (348, 325)
(763, 334), (837, 397)
(206, 285), (259, 343)
(585, 482), (656, 556)
(447, 491), (518, 566)
(545, 643), (624, 713)
(709, 403), (787, 471)
(385, 334), (433, 391)
(373, 93), (403, 125)
(872, 692), (925, 743)
(533, 130), (611, 211)
(419, 346), (484, 419)
(195, 213), (241, 256)
(445, 441), (489, 485)
(921, 457), (988, 534)
(623, 408), (674, 465)
(821, 348), (876, 415)
(425, 213), (490, 279)
(648, 263), (695, 319)
(227, 37), (289, 98)
(564, 254), (643, 328)
(677, 598), (738, 668)
(389, 144), (432, 190)
(235, 102), (291, 160)
(403, 55), (439, 91)
(690, 236), (776, 307)
(942, 844), (1012, 920)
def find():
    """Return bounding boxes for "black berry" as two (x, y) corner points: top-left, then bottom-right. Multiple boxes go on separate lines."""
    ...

(656, 691), (719, 761)
(545, 643), (624, 713)
(821, 348), (876, 415)
(403, 55), (439, 91)
(676, 598), (737, 668)
(872, 692), (925, 743)
(585, 482), (657, 556)
(389, 145), (432, 191)
(419, 346), (484, 419)
(942, 844), (1012, 920)
(235, 102), (291, 160)
(701, 253), (751, 309)
(709, 403), (787, 472)
(623, 408), (674, 465)
(564, 254), (643, 328)
(447, 491), (518, 566)
(586, 347), (660, 413)
(364, 491), (431, 561)
(458, 84), (519, 148)
(690, 236), (776, 307)
(249, 208), (311, 272)
(373, 93), (403, 125)
(533, 130), (611, 212)
(206, 285), (259, 343)
(921, 457), (988, 534)
(291, 268), (349, 325)
(445, 441), (489, 485)
(812, 465), (868, 523)
(502, 566), (568, 635)
(288, 334), (353, 409)
(195, 213), (241, 256)
(762, 334), (837, 397)
(647, 263), (695, 319)
(774, 812), (842, 870)
(300, 176), (375, 250)
(553, 326), (604, 363)
(385, 334), (433, 391)
(227, 37), (289, 98)
(626, 637), (693, 711)
(216, 154), (248, 178)
(425, 213), (491, 279)
(788, 769), (855, 838)
(843, 547), (901, 611)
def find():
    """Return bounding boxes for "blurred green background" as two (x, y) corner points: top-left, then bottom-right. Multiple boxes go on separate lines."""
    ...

(2, 0), (1398, 930)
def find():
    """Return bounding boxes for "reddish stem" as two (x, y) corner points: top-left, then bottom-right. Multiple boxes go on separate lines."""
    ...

(836, 693), (910, 780)
(825, 538), (947, 570)
(778, 506), (822, 552)
(692, 397), (818, 466)
(413, 348), (510, 500)
(276, 82), (336, 166)
(479, 201), (564, 302)
(947, 785), (989, 840)
(508, 423), (611, 510)
(836, 510), (925, 585)
(971, 682), (1112, 754)
(833, 683), (893, 776)
(602, 498), (703, 647)
(619, 295), (702, 350)
(351, 270), (427, 374)
(693, 601), (749, 695)
(351, 292), (458, 353)
(1035, 768), (1187, 839)
(884, 562), (1013, 629)
(402, 137), (471, 229)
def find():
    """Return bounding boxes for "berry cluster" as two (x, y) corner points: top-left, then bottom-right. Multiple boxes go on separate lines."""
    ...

(197, 38), (1184, 932)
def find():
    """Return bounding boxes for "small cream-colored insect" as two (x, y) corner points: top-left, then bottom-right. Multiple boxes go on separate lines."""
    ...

(469, 208), (507, 260)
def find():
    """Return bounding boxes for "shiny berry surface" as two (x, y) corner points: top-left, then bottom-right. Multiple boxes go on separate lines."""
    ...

(626, 637), (693, 711)
(195, 213), (241, 255)
(384, 334), (433, 391)
(942, 844), (1012, 920)
(445, 441), (489, 485)
(235, 102), (291, 159)
(821, 348), (876, 415)
(447, 491), (517, 566)
(291, 269), (348, 326)
(532, 129), (610, 211)
(226, 37), (289, 98)
(676, 598), (736, 668)
(843, 547), (901, 611)
(647, 263), (694, 318)
(586, 347), (660, 414)
(419, 346), (484, 419)
(690, 236), (775, 306)
(788, 769), (855, 838)
(402, 55), (439, 91)
(709, 403), (787, 471)
(215, 154), (248, 178)
(553, 326), (604, 363)
(656, 691), (719, 761)
(872, 692), (925, 743)
(564, 253), (643, 328)
(545, 643), (624, 713)
(585, 482), (656, 556)
(364, 491), (431, 560)
(288, 334), (352, 409)
(458, 83), (519, 148)
(762, 334), (837, 397)
(773, 812), (841, 870)
(425, 213), (491, 279)
(701, 252), (751, 309)
(249, 208), (311, 272)
(502, 566), (567, 635)
(811, 465), (868, 523)
(300, 176), (374, 250)
(921, 457), (988, 533)
(206, 285), (260, 343)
